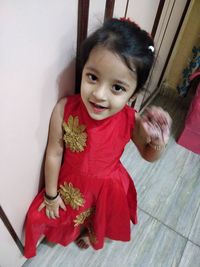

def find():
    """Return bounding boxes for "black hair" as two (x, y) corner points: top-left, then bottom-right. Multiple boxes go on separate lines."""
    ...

(77, 18), (155, 93)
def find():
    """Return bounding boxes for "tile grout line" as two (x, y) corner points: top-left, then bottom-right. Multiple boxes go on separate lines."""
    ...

(138, 207), (200, 248)
(186, 202), (200, 247)
(176, 239), (188, 267)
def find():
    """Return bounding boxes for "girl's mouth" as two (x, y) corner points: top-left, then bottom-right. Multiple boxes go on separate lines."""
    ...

(89, 101), (108, 113)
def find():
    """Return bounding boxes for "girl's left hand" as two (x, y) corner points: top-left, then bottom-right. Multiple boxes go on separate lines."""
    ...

(38, 194), (66, 219)
(140, 106), (172, 147)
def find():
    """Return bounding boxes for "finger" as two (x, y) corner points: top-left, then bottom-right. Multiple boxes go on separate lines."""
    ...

(141, 120), (156, 136)
(143, 111), (154, 123)
(54, 204), (60, 218)
(38, 202), (45, 212)
(146, 106), (169, 126)
(150, 129), (160, 141)
(49, 210), (56, 219)
(156, 111), (170, 126)
(149, 111), (163, 125)
(157, 110), (172, 127)
(140, 115), (162, 142)
(145, 111), (162, 126)
(144, 107), (171, 144)
(162, 126), (170, 144)
(149, 123), (163, 142)
(46, 209), (50, 219)
(54, 208), (59, 218)
(60, 201), (67, 211)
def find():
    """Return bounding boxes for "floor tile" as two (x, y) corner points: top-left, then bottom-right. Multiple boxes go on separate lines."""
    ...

(23, 210), (187, 267)
(132, 147), (200, 239)
(122, 94), (200, 241)
(189, 205), (200, 246)
(178, 241), (200, 267)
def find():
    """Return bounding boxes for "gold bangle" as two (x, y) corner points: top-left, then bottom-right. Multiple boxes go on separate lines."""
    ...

(148, 142), (164, 151)
(44, 200), (58, 207)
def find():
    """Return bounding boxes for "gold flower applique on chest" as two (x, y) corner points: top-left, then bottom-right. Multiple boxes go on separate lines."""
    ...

(62, 115), (87, 152)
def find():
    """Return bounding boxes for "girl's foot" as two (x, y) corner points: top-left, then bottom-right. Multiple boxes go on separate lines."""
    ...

(75, 235), (90, 249)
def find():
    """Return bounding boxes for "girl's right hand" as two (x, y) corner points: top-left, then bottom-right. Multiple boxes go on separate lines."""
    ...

(140, 106), (172, 146)
(38, 194), (66, 219)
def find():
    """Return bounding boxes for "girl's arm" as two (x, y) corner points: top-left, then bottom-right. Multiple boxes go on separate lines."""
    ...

(44, 97), (67, 196)
(38, 97), (67, 218)
(131, 106), (171, 162)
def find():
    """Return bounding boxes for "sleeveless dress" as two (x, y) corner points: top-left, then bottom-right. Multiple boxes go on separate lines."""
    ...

(24, 94), (138, 258)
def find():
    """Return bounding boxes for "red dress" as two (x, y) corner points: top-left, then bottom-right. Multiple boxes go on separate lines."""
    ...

(24, 94), (138, 258)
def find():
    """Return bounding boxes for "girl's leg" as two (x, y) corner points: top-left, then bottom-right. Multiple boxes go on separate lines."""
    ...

(75, 227), (90, 249)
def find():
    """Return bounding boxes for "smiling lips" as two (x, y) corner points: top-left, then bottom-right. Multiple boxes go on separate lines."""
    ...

(89, 101), (109, 113)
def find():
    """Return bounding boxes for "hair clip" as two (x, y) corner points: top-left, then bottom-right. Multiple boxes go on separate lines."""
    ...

(148, 46), (154, 53)
(120, 17), (132, 23)
(119, 17), (141, 29)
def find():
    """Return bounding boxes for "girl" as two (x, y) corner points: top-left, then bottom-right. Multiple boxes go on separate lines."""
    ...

(24, 18), (171, 258)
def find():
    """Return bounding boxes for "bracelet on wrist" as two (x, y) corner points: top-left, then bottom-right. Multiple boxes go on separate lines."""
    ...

(148, 142), (165, 151)
(44, 191), (59, 200)
(44, 199), (58, 206)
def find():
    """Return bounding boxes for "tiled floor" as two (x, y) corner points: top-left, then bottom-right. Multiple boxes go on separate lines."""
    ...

(23, 92), (200, 267)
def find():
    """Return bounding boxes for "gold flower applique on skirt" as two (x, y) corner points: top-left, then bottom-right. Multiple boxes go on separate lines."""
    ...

(63, 115), (87, 152)
(74, 207), (95, 227)
(59, 182), (85, 210)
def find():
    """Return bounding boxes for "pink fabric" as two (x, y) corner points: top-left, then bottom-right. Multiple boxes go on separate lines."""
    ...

(177, 83), (200, 154)
(189, 70), (200, 81)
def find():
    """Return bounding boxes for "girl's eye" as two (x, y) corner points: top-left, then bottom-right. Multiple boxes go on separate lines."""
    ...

(87, 73), (97, 82)
(112, 84), (126, 94)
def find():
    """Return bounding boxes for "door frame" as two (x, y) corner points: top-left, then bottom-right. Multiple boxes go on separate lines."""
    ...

(136, 0), (191, 112)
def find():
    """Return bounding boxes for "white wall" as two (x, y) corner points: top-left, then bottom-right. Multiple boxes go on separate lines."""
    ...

(126, 0), (160, 33)
(88, 0), (159, 35)
(0, 219), (24, 267)
(87, 0), (127, 34)
(0, 1), (77, 266)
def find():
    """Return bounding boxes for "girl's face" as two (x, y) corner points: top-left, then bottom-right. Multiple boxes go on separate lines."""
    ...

(81, 46), (137, 120)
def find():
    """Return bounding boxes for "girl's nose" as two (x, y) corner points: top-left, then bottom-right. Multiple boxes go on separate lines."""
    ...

(92, 84), (107, 100)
